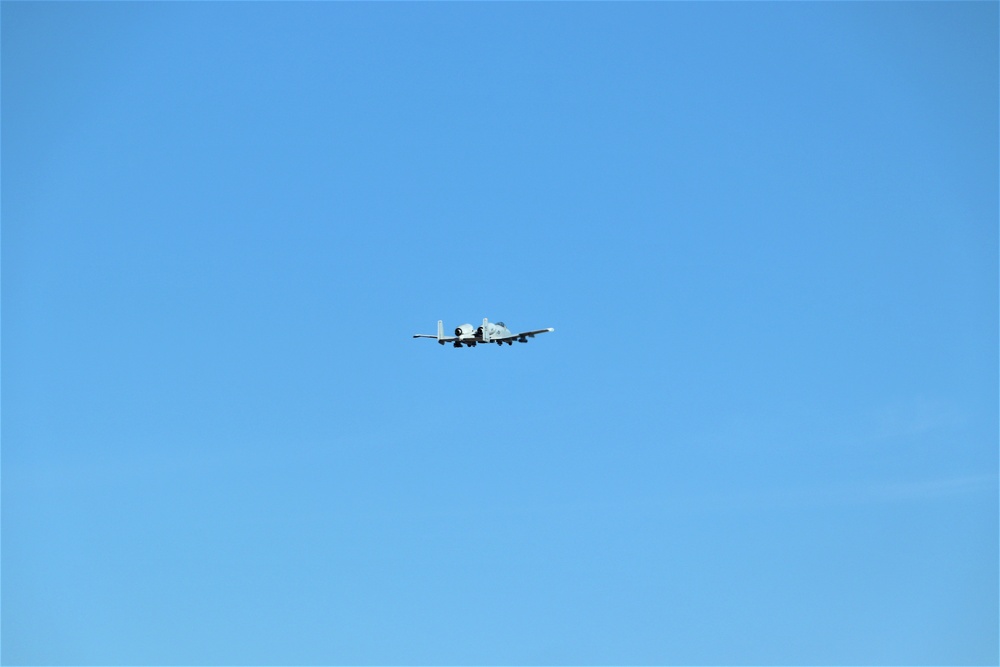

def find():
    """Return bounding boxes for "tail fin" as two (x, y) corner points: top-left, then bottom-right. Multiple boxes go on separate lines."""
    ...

(437, 320), (444, 342)
(482, 317), (490, 343)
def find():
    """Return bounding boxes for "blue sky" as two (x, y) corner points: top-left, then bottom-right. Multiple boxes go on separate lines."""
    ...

(2, 2), (997, 665)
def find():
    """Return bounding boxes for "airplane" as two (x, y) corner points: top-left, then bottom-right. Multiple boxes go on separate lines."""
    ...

(413, 318), (554, 347)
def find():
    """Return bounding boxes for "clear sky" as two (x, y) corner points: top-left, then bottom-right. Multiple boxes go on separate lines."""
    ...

(2, 2), (997, 665)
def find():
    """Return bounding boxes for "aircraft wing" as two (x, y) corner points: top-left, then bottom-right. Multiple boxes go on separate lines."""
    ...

(494, 327), (555, 342)
(412, 334), (459, 342)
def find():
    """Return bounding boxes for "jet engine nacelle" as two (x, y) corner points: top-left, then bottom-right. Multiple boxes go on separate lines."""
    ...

(477, 322), (503, 338)
(454, 323), (475, 337)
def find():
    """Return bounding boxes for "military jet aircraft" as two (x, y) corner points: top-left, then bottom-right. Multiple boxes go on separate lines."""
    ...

(413, 318), (554, 347)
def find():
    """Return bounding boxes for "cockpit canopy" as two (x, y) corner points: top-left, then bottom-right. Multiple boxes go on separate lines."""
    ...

(495, 321), (506, 328)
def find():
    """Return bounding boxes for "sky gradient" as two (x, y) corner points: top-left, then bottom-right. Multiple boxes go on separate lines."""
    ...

(3, 3), (998, 665)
